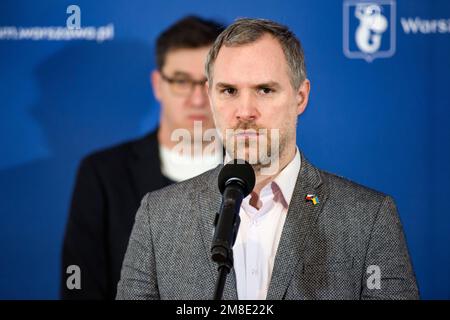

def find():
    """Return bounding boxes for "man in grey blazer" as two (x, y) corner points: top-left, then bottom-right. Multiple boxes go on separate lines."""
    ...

(117, 18), (419, 300)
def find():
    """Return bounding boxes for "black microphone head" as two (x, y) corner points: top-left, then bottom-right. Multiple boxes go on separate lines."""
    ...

(218, 159), (255, 197)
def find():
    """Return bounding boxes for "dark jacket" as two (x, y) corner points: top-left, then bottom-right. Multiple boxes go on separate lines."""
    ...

(61, 130), (173, 299)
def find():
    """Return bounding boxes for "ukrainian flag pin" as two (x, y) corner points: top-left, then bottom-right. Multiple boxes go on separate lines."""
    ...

(305, 194), (319, 205)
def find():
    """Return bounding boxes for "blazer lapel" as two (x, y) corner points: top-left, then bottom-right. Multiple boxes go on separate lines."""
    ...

(197, 165), (239, 300)
(266, 152), (329, 299)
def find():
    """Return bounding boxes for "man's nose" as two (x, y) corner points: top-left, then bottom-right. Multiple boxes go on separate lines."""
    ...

(236, 92), (259, 122)
(189, 84), (208, 108)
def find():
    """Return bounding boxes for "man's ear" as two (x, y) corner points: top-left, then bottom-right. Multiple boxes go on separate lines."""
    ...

(296, 79), (311, 116)
(151, 70), (162, 101)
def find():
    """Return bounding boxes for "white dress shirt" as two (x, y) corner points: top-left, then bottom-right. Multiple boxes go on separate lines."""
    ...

(233, 148), (301, 300)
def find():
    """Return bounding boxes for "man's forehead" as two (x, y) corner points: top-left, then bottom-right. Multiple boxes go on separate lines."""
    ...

(166, 46), (211, 58)
(212, 35), (289, 85)
(163, 46), (210, 74)
(216, 34), (284, 61)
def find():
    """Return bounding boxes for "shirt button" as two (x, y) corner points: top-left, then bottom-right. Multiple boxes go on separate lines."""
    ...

(251, 269), (258, 275)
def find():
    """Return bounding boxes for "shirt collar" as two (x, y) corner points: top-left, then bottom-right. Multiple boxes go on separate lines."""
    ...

(270, 147), (301, 208)
(240, 147), (301, 211)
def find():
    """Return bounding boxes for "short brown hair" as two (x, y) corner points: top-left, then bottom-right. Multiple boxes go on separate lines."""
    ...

(206, 18), (307, 89)
(156, 16), (225, 70)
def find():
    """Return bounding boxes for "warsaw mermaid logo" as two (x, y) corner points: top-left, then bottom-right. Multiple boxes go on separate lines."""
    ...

(355, 4), (388, 54)
(343, 1), (396, 62)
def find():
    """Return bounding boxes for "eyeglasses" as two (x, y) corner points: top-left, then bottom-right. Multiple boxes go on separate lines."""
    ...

(160, 72), (207, 97)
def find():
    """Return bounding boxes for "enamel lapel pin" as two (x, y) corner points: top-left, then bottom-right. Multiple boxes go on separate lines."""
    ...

(305, 194), (319, 205)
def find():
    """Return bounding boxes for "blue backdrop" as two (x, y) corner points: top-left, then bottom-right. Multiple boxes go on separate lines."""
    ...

(0, 0), (449, 299)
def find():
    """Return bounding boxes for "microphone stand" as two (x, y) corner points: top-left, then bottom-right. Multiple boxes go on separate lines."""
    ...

(213, 255), (232, 300)
(211, 185), (243, 300)
(212, 225), (239, 300)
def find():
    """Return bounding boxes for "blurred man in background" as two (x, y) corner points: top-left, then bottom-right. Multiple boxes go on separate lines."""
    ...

(61, 16), (225, 300)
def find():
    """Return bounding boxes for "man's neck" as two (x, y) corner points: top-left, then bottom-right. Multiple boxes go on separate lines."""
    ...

(252, 144), (297, 197)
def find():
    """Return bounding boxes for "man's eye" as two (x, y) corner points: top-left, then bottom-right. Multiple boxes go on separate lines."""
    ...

(174, 79), (190, 86)
(222, 88), (237, 95)
(258, 87), (274, 94)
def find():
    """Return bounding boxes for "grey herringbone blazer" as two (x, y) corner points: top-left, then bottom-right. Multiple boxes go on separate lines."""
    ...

(116, 153), (419, 300)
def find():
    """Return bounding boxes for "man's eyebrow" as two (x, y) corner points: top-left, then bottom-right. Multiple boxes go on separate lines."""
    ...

(215, 82), (236, 89)
(170, 71), (191, 77)
(214, 81), (281, 90)
(170, 71), (207, 81)
(253, 81), (280, 89)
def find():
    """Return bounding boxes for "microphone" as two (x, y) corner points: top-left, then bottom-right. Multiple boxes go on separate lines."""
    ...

(211, 159), (255, 267)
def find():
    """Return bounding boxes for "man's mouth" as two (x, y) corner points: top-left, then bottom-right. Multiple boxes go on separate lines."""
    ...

(234, 130), (260, 139)
(188, 114), (208, 121)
